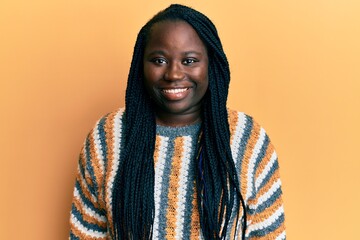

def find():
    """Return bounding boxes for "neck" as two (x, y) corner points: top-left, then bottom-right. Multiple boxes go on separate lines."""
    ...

(155, 111), (201, 127)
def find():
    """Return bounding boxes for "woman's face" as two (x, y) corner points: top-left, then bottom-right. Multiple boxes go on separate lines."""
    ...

(143, 20), (209, 123)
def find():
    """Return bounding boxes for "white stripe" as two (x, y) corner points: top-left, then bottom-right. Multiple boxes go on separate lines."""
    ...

(175, 136), (192, 239)
(246, 128), (266, 200)
(231, 112), (247, 165)
(255, 151), (277, 190)
(249, 179), (282, 210)
(227, 112), (247, 238)
(153, 136), (169, 239)
(93, 121), (105, 175)
(246, 206), (284, 233)
(78, 164), (97, 204)
(71, 213), (107, 238)
(276, 230), (286, 240)
(73, 187), (107, 223)
(233, 218), (254, 240)
(105, 109), (124, 217)
(227, 112), (245, 239)
(81, 143), (93, 197)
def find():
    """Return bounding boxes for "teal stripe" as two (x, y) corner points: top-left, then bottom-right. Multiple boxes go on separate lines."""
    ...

(250, 134), (270, 199)
(181, 136), (197, 240)
(84, 136), (99, 198)
(156, 137), (173, 238)
(235, 114), (253, 183)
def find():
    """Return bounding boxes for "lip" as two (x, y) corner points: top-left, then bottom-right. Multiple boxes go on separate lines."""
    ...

(160, 87), (191, 101)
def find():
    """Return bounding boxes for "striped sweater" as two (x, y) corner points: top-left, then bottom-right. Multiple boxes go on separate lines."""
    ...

(69, 108), (286, 239)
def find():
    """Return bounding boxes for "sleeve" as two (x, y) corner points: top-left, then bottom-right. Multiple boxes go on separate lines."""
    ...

(246, 130), (286, 239)
(69, 130), (108, 240)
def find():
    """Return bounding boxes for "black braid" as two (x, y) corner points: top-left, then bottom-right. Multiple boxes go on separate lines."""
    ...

(112, 4), (246, 239)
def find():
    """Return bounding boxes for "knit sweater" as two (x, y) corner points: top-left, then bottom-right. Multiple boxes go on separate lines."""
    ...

(69, 108), (286, 239)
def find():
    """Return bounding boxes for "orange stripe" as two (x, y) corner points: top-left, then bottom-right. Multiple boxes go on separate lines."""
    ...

(239, 120), (261, 198)
(77, 178), (97, 207)
(190, 183), (200, 239)
(73, 197), (107, 228)
(251, 222), (285, 240)
(75, 175), (94, 209)
(255, 168), (280, 200)
(255, 142), (275, 180)
(165, 137), (184, 239)
(103, 111), (117, 236)
(70, 221), (107, 240)
(76, 152), (96, 208)
(227, 109), (243, 239)
(230, 221), (236, 239)
(88, 128), (106, 209)
(251, 197), (283, 225)
(154, 135), (161, 167)
(227, 109), (239, 145)
(229, 212), (236, 240)
(79, 148), (94, 188)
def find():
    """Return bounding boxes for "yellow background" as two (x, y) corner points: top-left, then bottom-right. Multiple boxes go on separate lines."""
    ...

(1, 0), (359, 239)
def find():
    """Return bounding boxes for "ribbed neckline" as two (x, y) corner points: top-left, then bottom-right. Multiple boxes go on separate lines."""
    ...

(156, 122), (202, 137)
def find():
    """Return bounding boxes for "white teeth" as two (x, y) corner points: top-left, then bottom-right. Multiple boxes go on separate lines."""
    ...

(162, 88), (188, 94)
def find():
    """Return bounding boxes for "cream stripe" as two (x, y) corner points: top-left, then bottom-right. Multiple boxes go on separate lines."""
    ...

(257, 178), (282, 207)
(175, 136), (192, 239)
(239, 121), (260, 201)
(105, 109), (123, 222)
(166, 137), (184, 238)
(78, 164), (97, 204)
(246, 127), (266, 200)
(276, 230), (286, 240)
(93, 121), (105, 175)
(245, 206), (284, 234)
(255, 151), (277, 190)
(74, 187), (107, 223)
(249, 179), (282, 210)
(231, 112), (247, 165)
(82, 142), (94, 187)
(153, 136), (169, 239)
(228, 113), (246, 239)
(70, 213), (107, 238)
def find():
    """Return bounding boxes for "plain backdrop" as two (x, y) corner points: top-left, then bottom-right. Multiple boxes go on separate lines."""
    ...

(1, 0), (359, 239)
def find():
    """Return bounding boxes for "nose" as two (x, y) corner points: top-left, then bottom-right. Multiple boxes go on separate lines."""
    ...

(164, 62), (185, 81)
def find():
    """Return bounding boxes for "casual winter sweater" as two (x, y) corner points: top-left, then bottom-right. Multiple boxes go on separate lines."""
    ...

(69, 108), (286, 239)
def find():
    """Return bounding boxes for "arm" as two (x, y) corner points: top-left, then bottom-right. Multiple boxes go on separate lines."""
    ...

(69, 130), (108, 240)
(246, 136), (286, 240)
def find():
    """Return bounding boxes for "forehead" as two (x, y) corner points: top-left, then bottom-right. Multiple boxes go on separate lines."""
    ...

(145, 20), (207, 52)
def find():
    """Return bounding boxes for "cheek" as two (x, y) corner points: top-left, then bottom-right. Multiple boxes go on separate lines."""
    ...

(143, 65), (162, 83)
(143, 64), (151, 81)
(143, 66), (155, 88)
(200, 68), (209, 89)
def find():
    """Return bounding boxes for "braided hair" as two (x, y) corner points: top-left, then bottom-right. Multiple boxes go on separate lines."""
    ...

(112, 4), (246, 239)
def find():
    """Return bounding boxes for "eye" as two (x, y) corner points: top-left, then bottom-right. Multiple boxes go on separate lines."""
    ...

(150, 58), (167, 65)
(182, 58), (198, 65)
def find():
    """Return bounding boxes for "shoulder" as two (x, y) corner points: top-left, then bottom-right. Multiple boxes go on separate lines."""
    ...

(80, 107), (125, 179)
(90, 107), (126, 135)
(227, 108), (275, 153)
(227, 108), (262, 135)
(227, 109), (281, 196)
(83, 107), (126, 158)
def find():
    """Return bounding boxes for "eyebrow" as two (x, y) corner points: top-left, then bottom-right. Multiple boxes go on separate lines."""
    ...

(184, 51), (203, 56)
(146, 50), (204, 56)
(146, 50), (165, 56)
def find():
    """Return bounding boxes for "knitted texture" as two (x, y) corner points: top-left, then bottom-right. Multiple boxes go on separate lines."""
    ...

(69, 108), (286, 239)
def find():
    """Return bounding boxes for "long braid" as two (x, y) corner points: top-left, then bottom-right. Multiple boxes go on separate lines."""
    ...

(112, 29), (156, 239)
(112, 4), (246, 239)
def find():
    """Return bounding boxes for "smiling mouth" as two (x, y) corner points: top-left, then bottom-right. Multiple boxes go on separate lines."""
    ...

(162, 88), (189, 94)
